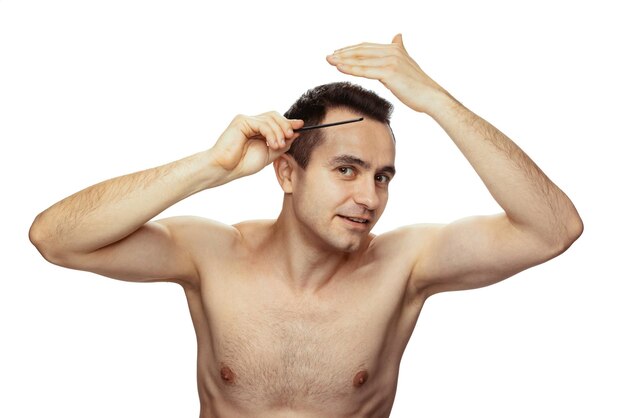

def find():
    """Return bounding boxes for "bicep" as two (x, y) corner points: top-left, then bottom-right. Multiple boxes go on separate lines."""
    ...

(55, 217), (201, 286)
(410, 213), (559, 297)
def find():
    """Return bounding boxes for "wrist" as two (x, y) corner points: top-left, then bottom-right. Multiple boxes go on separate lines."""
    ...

(421, 88), (462, 118)
(184, 149), (234, 194)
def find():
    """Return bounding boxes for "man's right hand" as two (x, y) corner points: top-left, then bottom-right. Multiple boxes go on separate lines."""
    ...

(210, 112), (304, 180)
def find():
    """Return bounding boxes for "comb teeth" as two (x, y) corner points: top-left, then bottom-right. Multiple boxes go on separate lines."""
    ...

(294, 117), (364, 132)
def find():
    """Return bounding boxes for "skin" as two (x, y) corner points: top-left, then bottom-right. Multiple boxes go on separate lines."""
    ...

(29, 34), (583, 417)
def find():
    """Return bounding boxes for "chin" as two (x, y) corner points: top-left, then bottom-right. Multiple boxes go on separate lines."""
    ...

(314, 221), (371, 253)
(339, 243), (360, 253)
(330, 236), (366, 253)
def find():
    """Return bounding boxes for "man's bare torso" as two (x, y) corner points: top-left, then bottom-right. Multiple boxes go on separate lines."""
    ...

(177, 218), (426, 418)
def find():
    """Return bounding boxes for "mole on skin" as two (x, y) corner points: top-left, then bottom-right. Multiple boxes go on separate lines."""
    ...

(353, 370), (369, 387)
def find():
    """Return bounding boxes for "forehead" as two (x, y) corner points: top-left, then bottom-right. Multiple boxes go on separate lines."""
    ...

(309, 108), (396, 166)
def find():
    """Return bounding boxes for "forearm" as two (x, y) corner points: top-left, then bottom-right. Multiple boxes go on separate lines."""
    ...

(426, 93), (583, 247)
(30, 149), (226, 257)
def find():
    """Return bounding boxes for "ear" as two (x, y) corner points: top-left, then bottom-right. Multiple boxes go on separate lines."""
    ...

(273, 154), (297, 194)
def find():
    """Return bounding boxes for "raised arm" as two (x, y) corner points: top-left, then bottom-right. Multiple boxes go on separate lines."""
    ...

(327, 34), (583, 296)
(29, 112), (303, 286)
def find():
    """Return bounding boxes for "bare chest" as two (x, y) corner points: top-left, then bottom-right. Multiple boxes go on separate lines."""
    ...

(187, 230), (424, 413)
(217, 307), (373, 407)
(201, 274), (411, 411)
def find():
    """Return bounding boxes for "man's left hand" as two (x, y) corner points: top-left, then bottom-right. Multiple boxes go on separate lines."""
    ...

(326, 34), (449, 114)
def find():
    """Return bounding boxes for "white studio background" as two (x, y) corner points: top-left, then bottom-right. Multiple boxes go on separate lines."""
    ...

(1, 0), (623, 417)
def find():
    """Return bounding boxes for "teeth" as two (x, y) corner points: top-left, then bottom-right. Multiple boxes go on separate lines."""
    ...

(348, 217), (367, 223)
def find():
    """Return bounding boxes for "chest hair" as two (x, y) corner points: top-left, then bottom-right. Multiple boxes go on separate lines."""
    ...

(218, 305), (369, 408)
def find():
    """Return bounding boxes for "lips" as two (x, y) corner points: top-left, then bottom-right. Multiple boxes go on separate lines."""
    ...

(338, 215), (371, 225)
(346, 217), (368, 224)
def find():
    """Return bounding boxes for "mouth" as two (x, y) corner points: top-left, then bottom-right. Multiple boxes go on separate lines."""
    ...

(338, 215), (371, 226)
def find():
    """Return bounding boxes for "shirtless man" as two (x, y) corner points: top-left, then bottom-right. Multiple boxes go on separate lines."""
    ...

(29, 34), (583, 417)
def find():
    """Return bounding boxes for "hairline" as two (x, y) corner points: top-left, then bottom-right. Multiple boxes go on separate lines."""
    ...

(301, 108), (394, 169)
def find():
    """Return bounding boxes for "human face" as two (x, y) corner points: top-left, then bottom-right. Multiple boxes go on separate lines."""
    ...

(290, 108), (396, 253)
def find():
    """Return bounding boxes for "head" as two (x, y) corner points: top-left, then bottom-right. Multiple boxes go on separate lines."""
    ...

(284, 81), (394, 168)
(275, 82), (396, 253)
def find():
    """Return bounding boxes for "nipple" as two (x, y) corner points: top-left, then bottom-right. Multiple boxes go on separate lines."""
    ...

(353, 370), (369, 387)
(220, 365), (236, 384)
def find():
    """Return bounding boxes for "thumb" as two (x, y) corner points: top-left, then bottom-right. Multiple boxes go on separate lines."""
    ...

(392, 33), (406, 50)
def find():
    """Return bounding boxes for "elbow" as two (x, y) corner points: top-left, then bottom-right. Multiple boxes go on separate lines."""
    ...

(29, 214), (46, 252)
(564, 212), (584, 249)
(527, 209), (583, 260)
(29, 214), (64, 265)
(551, 211), (584, 257)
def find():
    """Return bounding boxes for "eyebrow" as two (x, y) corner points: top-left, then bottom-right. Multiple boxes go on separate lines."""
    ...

(329, 154), (396, 176)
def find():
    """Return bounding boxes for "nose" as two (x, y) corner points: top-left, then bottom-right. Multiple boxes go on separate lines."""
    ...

(353, 178), (380, 210)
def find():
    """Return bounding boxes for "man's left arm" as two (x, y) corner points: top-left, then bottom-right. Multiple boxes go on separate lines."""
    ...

(328, 34), (583, 296)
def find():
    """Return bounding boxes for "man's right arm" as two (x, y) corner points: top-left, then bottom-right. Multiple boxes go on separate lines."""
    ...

(29, 112), (303, 287)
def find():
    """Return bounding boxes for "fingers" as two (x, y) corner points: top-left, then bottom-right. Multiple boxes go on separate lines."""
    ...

(328, 34), (406, 64)
(243, 112), (303, 151)
(289, 118), (305, 131)
(330, 61), (386, 80)
(328, 43), (402, 67)
(327, 52), (404, 81)
(327, 35), (411, 81)
(264, 114), (288, 148)
(331, 36), (405, 56)
(330, 44), (392, 61)
(265, 111), (303, 149)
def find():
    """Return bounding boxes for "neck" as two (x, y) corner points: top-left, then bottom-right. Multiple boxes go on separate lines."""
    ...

(268, 204), (360, 293)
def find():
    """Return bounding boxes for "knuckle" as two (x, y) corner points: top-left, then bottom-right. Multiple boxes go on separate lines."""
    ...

(262, 110), (278, 119)
(387, 55), (401, 68)
(262, 125), (274, 136)
(272, 111), (290, 127)
(232, 114), (246, 124)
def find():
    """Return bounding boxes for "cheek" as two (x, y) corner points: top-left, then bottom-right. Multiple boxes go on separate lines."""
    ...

(378, 195), (389, 214)
(294, 180), (331, 216)
(379, 187), (390, 205)
(306, 173), (348, 201)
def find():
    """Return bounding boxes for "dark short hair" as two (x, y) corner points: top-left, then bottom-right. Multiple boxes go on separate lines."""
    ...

(284, 81), (394, 168)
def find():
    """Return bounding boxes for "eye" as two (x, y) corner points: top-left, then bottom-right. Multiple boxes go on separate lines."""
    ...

(338, 166), (355, 177)
(375, 174), (391, 184)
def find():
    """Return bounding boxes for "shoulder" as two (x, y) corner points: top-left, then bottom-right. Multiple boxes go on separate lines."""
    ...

(368, 224), (444, 294)
(155, 215), (243, 254)
(369, 223), (442, 256)
(157, 215), (239, 235)
(362, 223), (442, 278)
(159, 216), (277, 249)
(232, 219), (275, 236)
